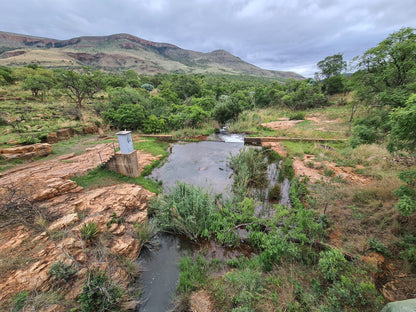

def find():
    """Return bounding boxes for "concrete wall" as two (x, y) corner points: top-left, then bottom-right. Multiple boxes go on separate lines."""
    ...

(104, 151), (140, 178)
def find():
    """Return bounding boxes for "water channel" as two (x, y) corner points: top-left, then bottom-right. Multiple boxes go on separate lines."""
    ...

(137, 131), (290, 311)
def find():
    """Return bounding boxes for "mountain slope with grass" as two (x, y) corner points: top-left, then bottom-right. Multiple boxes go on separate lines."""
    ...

(0, 32), (303, 80)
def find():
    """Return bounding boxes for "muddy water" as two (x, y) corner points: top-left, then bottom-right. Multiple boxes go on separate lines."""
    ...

(139, 139), (246, 311)
(139, 136), (290, 311)
(137, 234), (193, 311)
(150, 140), (244, 194)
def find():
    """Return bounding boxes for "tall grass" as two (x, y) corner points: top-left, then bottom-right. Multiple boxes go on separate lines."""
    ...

(228, 148), (269, 200)
(151, 182), (219, 241)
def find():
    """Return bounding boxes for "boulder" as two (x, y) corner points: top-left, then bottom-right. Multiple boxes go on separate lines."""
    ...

(46, 132), (58, 144)
(56, 128), (74, 139)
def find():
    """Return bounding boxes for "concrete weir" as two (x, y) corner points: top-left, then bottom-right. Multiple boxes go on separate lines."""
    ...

(244, 136), (347, 145)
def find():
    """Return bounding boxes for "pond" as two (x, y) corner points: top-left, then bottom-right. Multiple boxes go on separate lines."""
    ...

(137, 134), (290, 311)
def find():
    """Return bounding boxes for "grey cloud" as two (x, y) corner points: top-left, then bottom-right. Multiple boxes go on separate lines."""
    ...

(1, 0), (415, 77)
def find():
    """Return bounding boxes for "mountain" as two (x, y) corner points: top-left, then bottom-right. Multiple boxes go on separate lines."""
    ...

(0, 32), (303, 80)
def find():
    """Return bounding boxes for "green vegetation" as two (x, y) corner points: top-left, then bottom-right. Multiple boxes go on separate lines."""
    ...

(10, 291), (29, 312)
(80, 222), (99, 242)
(78, 269), (123, 312)
(49, 261), (77, 283)
(2, 27), (416, 311)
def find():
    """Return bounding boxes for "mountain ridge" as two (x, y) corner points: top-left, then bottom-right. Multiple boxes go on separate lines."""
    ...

(0, 31), (304, 80)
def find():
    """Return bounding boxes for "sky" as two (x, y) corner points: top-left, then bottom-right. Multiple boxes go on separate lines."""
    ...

(1, 0), (415, 77)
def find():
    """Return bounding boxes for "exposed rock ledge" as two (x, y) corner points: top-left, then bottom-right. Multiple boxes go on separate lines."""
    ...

(0, 142), (160, 307)
(0, 143), (52, 160)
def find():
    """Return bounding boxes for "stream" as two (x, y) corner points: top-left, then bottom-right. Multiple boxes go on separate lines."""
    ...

(137, 131), (290, 311)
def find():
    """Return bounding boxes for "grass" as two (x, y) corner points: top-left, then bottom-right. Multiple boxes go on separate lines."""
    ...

(71, 166), (162, 194)
(133, 137), (169, 157)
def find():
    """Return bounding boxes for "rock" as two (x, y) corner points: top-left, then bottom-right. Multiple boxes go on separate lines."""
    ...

(47, 132), (58, 144)
(56, 128), (74, 139)
(0, 143), (52, 160)
(33, 179), (81, 202)
(83, 125), (98, 134)
(98, 128), (105, 137)
(110, 235), (140, 259)
(48, 213), (79, 231)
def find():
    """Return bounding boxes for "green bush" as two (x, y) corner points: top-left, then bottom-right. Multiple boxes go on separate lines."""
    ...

(78, 269), (123, 312)
(289, 111), (306, 120)
(142, 114), (166, 134)
(318, 249), (346, 281)
(322, 275), (382, 311)
(17, 134), (41, 145)
(229, 148), (269, 199)
(368, 237), (392, 257)
(393, 170), (416, 216)
(213, 95), (243, 124)
(350, 110), (390, 148)
(141, 83), (154, 91)
(49, 261), (77, 282)
(103, 104), (146, 130)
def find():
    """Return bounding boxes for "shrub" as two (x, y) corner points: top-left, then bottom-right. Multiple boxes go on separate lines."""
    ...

(78, 269), (123, 312)
(134, 221), (156, 250)
(318, 249), (346, 281)
(323, 275), (382, 311)
(80, 222), (99, 242)
(393, 170), (416, 216)
(228, 148), (269, 199)
(17, 134), (41, 145)
(49, 261), (77, 282)
(268, 184), (282, 201)
(368, 237), (392, 257)
(289, 111), (306, 120)
(142, 115), (166, 134)
(141, 83), (154, 91)
(103, 104), (146, 130)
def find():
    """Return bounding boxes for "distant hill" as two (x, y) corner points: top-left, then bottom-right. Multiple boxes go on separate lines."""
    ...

(0, 31), (303, 80)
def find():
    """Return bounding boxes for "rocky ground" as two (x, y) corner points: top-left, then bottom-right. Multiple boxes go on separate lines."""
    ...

(0, 140), (160, 310)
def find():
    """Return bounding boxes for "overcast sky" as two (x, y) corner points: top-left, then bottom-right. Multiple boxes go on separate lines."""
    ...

(1, 0), (415, 77)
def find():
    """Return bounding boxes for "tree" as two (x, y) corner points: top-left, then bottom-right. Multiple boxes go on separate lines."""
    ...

(317, 54), (347, 95)
(354, 27), (416, 107)
(213, 95), (243, 124)
(317, 53), (346, 80)
(0, 66), (15, 85)
(57, 68), (104, 108)
(22, 68), (55, 100)
(103, 104), (146, 130)
(387, 94), (416, 154)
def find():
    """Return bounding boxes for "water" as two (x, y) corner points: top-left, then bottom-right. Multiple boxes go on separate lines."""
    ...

(137, 234), (192, 311)
(150, 141), (244, 194)
(208, 125), (246, 143)
(139, 134), (291, 311)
